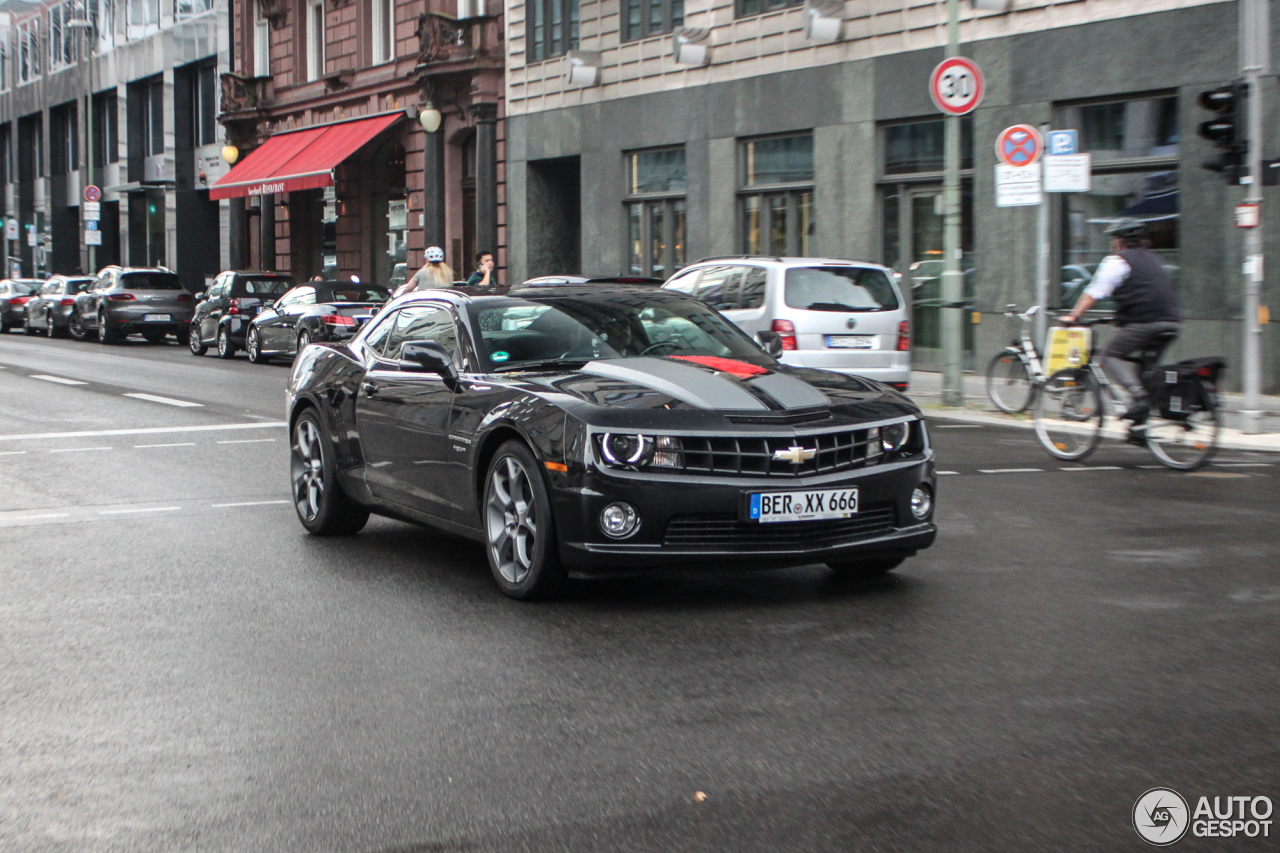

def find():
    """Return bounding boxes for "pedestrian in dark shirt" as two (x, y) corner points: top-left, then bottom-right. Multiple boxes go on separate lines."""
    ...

(465, 250), (496, 287)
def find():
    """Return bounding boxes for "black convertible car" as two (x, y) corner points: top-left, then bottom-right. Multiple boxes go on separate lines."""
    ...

(245, 281), (389, 364)
(287, 285), (937, 599)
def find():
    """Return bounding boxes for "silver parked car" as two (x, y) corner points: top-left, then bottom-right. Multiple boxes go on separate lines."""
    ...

(22, 275), (95, 337)
(0, 279), (44, 333)
(663, 257), (911, 390)
(69, 266), (195, 344)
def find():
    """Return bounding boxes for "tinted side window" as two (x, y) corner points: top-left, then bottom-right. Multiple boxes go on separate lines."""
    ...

(42, 282), (59, 295)
(694, 266), (740, 310)
(664, 267), (701, 295)
(738, 267), (767, 309)
(362, 309), (397, 357)
(385, 305), (458, 362)
(279, 287), (316, 307)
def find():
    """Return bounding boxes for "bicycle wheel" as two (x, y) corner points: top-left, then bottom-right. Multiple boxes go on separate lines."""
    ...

(1144, 382), (1219, 471)
(1033, 368), (1104, 461)
(986, 350), (1035, 414)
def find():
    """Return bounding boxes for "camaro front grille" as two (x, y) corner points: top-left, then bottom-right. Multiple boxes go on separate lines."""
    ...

(663, 506), (897, 550)
(670, 429), (884, 477)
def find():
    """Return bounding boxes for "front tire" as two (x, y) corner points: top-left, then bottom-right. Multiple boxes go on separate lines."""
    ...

(246, 327), (268, 364)
(290, 410), (369, 536)
(986, 350), (1034, 414)
(188, 324), (207, 355)
(484, 440), (565, 600)
(1033, 368), (1103, 461)
(216, 327), (237, 359)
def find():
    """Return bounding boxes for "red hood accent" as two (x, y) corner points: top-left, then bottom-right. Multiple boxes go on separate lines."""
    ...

(670, 356), (769, 378)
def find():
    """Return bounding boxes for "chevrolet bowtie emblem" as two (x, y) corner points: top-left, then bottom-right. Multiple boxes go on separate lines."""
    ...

(773, 445), (816, 464)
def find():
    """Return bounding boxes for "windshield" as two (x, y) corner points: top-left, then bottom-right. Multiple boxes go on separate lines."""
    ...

(315, 285), (389, 304)
(120, 273), (184, 290)
(235, 277), (293, 297)
(784, 266), (899, 312)
(473, 293), (774, 371)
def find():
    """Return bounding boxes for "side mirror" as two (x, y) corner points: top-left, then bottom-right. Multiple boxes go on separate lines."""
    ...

(195, 292), (205, 301)
(755, 331), (784, 358)
(400, 340), (459, 389)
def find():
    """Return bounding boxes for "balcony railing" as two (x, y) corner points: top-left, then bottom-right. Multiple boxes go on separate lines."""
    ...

(220, 72), (272, 115)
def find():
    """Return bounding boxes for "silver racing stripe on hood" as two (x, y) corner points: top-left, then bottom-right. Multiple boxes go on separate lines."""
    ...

(580, 358), (769, 411)
(746, 371), (831, 409)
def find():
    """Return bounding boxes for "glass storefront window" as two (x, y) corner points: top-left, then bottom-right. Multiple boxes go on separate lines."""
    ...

(624, 147), (686, 277)
(743, 196), (761, 255)
(884, 117), (973, 175)
(1058, 96), (1178, 163)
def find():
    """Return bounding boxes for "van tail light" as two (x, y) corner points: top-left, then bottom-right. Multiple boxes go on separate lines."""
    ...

(320, 314), (357, 327)
(107, 293), (135, 301)
(228, 298), (241, 315)
(896, 320), (911, 352)
(177, 293), (193, 302)
(59, 298), (76, 306)
(10, 296), (28, 306)
(771, 319), (797, 351)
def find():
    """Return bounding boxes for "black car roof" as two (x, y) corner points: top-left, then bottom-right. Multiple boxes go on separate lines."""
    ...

(402, 284), (678, 306)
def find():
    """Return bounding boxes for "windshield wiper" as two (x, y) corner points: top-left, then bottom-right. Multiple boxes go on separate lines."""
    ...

(804, 302), (880, 312)
(491, 358), (590, 372)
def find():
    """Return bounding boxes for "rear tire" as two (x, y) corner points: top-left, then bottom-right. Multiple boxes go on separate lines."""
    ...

(986, 350), (1034, 414)
(188, 324), (207, 355)
(246, 327), (268, 364)
(483, 440), (565, 600)
(1145, 382), (1220, 471)
(68, 311), (91, 341)
(98, 312), (118, 344)
(216, 327), (237, 359)
(290, 409), (370, 536)
(297, 329), (312, 352)
(1033, 367), (1103, 461)
(827, 557), (905, 578)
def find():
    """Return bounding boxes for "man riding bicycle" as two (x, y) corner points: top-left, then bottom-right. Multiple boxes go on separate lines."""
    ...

(1063, 218), (1181, 438)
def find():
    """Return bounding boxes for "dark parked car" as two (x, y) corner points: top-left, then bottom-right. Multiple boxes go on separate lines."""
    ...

(189, 271), (295, 358)
(0, 279), (43, 333)
(69, 267), (195, 344)
(245, 281), (389, 364)
(286, 285), (937, 600)
(22, 275), (95, 336)
(520, 275), (664, 287)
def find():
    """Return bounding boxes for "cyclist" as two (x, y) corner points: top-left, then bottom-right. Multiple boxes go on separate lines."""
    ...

(1063, 218), (1180, 436)
(394, 246), (455, 298)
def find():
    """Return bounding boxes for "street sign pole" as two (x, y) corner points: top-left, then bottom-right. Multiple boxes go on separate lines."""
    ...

(1034, 122), (1050, 348)
(941, 0), (964, 407)
(1240, 0), (1267, 434)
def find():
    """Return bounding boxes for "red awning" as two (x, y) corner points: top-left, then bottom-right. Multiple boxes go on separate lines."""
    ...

(210, 113), (402, 200)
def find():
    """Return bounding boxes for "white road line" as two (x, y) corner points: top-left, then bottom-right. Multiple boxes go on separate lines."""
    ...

(0, 422), (286, 442)
(937, 471), (960, 475)
(1060, 466), (1122, 472)
(21, 513), (70, 520)
(933, 424), (984, 429)
(978, 468), (1044, 474)
(29, 374), (89, 386)
(98, 507), (182, 515)
(211, 500), (290, 508)
(135, 442), (196, 448)
(0, 450), (28, 456)
(216, 438), (277, 444)
(123, 392), (203, 408)
(1214, 462), (1274, 468)
(49, 447), (112, 453)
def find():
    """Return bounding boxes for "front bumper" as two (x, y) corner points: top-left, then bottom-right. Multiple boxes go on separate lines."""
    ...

(553, 455), (936, 572)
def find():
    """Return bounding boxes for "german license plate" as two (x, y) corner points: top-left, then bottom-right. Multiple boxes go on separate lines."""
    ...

(749, 488), (858, 523)
(826, 335), (874, 349)
(143, 313), (171, 322)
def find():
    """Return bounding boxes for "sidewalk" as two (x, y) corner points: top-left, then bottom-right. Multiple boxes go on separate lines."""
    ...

(906, 370), (1280, 453)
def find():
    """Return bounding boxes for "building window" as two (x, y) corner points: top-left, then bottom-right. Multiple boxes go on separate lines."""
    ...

(527, 0), (577, 62)
(127, 0), (160, 36)
(49, 2), (79, 73)
(306, 0), (325, 81)
(143, 76), (164, 156)
(254, 12), (270, 76)
(175, 0), (213, 18)
(739, 134), (814, 256)
(193, 64), (216, 146)
(0, 31), (9, 92)
(93, 91), (120, 166)
(372, 0), (394, 64)
(51, 104), (78, 174)
(624, 0), (683, 41)
(737, 0), (798, 17)
(883, 116), (973, 175)
(93, 0), (118, 52)
(624, 148), (686, 279)
(17, 19), (40, 85)
(1057, 94), (1179, 308)
(0, 126), (11, 185)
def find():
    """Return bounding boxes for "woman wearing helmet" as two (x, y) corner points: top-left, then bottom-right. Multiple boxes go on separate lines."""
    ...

(394, 246), (455, 298)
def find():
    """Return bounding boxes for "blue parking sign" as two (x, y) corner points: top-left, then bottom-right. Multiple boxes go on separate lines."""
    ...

(1047, 130), (1078, 156)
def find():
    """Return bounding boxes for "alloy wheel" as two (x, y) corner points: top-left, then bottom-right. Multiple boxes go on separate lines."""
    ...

(189, 326), (203, 354)
(486, 455), (538, 585)
(292, 418), (326, 523)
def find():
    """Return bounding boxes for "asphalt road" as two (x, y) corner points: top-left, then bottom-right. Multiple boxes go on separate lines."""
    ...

(2, 331), (1278, 852)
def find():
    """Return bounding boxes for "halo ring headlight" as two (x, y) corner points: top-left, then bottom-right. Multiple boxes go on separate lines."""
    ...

(881, 421), (910, 452)
(601, 433), (651, 466)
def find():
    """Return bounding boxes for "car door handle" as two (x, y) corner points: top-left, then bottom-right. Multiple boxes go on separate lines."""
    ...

(362, 382), (380, 396)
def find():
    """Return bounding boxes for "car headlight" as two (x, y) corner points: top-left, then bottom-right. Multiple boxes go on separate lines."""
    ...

(598, 434), (683, 469)
(880, 420), (911, 452)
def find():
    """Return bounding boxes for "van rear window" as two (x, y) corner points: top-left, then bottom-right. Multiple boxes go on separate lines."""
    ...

(784, 267), (899, 312)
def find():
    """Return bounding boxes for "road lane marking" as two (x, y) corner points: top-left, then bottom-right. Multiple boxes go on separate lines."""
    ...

(30, 374), (89, 386)
(211, 500), (290, 508)
(0, 422), (286, 442)
(933, 424), (984, 429)
(216, 438), (277, 444)
(22, 513), (70, 519)
(978, 468), (1043, 474)
(49, 447), (112, 453)
(135, 442), (196, 448)
(1060, 466), (1121, 472)
(0, 450), (27, 456)
(1214, 462), (1273, 468)
(937, 471), (960, 475)
(123, 392), (203, 408)
(98, 507), (182, 515)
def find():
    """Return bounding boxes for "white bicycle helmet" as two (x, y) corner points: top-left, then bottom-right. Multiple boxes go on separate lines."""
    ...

(425, 246), (445, 263)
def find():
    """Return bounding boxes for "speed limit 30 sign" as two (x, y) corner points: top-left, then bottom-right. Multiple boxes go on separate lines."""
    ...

(929, 56), (985, 116)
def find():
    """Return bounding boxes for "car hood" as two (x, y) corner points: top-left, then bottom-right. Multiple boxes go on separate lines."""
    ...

(508, 356), (915, 427)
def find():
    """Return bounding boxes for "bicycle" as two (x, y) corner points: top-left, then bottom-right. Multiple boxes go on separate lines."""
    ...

(1032, 319), (1223, 471)
(985, 304), (1046, 414)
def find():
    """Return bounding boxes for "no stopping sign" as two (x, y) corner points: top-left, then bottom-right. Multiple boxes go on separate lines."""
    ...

(930, 57), (985, 116)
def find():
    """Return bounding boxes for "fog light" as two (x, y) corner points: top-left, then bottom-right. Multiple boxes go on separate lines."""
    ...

(910, 485), (933, 520)
(600, 502), (640, 538)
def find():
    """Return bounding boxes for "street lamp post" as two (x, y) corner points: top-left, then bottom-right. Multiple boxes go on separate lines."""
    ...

(68, 12), (94, 275)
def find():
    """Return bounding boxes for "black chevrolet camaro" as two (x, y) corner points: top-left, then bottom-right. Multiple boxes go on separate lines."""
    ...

(287, 285), (937, 599)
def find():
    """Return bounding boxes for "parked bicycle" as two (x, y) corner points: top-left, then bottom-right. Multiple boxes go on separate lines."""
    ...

(1032, 318), (1225, 470)
(985, 304), (1046, 414)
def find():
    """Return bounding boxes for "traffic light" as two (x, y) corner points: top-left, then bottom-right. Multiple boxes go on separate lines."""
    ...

(1198, 83), (1247, 182)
